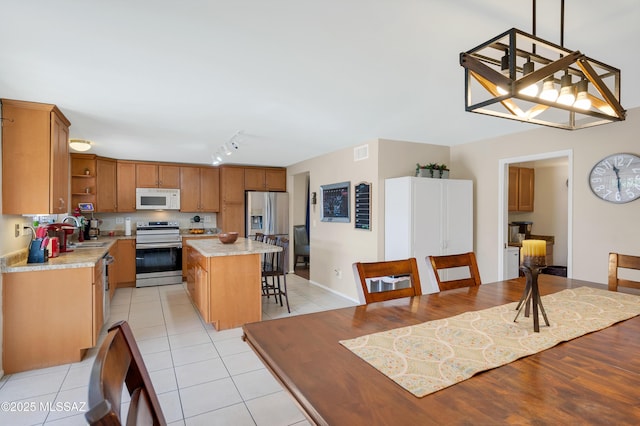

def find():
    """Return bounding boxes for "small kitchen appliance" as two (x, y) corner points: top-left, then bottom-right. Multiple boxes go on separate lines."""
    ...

(47, 223), (76, 252)
(89, 219), (100, 240)
(136, 188), (180, 210)
(510, 221), (533, 241)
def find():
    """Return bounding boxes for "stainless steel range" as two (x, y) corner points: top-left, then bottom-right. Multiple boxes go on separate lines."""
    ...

(135, 221), (182, 287)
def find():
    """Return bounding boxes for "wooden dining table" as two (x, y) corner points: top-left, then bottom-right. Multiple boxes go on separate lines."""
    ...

(242, 275), (640, 425)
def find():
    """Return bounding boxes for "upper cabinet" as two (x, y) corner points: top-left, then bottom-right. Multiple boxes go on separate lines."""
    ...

(244, 167), (286, 191)
(509, 166), (535, 212)
(70, 154), (97, 211)
(116, 161), (136, 212)
(96, 157), (117, 212)
(2, 99), (70, 214)
(219, 166), (245, 235)
(180, 166), (220, 212)
(136, 163), (180, 188)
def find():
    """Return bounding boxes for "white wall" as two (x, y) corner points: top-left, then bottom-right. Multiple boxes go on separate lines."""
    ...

(451, 107), (640, 286)
(287, 138), (451, 300)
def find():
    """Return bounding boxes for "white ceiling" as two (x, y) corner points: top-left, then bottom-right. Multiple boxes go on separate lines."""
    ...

(2, 1), (639, 167)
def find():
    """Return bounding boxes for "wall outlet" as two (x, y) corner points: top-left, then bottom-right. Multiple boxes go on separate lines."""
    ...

(204, 216), (212, 223)
(115, 217), (124, 224)
(15, 223), (20, 237)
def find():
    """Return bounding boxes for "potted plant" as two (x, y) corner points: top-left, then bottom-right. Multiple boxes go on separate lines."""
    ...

(416, 163), (437, 177)
(416, 163), (448, 178)
(438, 163), (449, 179)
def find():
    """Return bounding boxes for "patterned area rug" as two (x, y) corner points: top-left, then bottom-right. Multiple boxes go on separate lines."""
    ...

(339, 287), (640, 398)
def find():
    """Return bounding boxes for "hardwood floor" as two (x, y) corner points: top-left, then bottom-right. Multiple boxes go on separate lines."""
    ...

(293, 264), (309, 280)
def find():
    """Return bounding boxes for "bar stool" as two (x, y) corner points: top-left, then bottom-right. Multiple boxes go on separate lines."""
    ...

(261, 237), (290, 313)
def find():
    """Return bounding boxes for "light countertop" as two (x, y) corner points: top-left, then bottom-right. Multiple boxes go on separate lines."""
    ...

(187, 237), (281, 257)
(1, 238), (119, 273)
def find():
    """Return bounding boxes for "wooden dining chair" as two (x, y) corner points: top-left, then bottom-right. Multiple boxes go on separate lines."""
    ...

(353, 258), (422, 304)
(608, 252), (640, 291)
(85, 320), (166, 426)
(428, 252), (482, 291)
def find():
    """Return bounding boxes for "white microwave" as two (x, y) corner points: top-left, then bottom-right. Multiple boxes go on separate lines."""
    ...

(136, 188), (180, 210)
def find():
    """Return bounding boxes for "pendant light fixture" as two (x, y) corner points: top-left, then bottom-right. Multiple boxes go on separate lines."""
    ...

(459, 0), (625, 130)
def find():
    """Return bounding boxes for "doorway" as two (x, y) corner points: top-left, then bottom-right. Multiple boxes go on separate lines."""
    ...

(497, 150), (573, 280)
(292, 172), (311, 279)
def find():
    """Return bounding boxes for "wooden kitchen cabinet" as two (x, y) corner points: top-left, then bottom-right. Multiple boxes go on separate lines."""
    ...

(194, 257), (210, 322)
(183, 236), (215, 281)
(1, 99), (70, 214)
(2, 267), (96, 373)
(219, 166), (246, 236)
(180, 166), (220, 212)
(185, 245), (211, 322)
(116, 239), (136, 287)
(244, 167), (286, 191)
(508, 167), (535, 212)
(136, 163), (181, 188)
(71, 153), (97, 212)
(116, 161), (137, 212)
(96, 157), (117, 212)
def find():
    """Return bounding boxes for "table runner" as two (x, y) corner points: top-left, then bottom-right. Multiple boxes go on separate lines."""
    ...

(339, 287), (640, 398)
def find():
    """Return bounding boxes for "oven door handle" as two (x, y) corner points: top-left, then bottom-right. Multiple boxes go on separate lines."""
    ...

(136, 243), (183, 249)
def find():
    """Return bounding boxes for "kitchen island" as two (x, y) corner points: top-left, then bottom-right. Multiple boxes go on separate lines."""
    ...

(185, 237), (281, 330)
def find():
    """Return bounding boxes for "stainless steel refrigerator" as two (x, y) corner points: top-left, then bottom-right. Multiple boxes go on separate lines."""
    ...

(246, 191), (289, 239)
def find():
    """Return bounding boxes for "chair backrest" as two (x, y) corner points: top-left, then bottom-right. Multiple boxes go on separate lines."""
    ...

(353, 258), (422, 304)
(428, 252), (481, 291)
(253, 232), (265, 242)
(277, 237), (289, 272)
(85, 320), (166, 426)
(608, 252), (640, 291)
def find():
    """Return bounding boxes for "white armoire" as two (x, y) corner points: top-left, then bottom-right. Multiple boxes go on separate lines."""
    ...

(384, 176), (473, 293)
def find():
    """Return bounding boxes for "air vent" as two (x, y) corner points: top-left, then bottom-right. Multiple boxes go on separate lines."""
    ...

(353, 144), (369, 161)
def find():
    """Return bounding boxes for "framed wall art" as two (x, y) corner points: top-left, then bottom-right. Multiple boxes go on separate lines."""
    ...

(320, 181), (350, 223)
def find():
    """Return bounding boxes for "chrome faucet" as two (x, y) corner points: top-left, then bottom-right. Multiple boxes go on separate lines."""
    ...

(61, 216), (81, 228)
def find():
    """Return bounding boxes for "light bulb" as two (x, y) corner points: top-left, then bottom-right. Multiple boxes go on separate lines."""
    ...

(573, 80), (591, 110)
(556, 74), (575, 106)
(539, 77), (558, 102)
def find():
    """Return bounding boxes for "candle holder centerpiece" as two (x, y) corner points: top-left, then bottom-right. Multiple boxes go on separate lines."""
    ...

(514, 240), (550, 332)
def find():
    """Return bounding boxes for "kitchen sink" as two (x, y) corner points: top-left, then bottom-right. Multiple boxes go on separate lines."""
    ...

(70, 241), (108, 248)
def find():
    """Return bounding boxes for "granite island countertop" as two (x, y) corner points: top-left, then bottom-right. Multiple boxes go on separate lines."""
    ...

(187, 237), (281, 257)
(1, 237), (120, 273)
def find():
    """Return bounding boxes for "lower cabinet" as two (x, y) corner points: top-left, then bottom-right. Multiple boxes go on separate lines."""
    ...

(186, 248), (262, 330)
(2, 266), (100, 374)
(116, 239), (136, 287)
(194, 261), (210, 322)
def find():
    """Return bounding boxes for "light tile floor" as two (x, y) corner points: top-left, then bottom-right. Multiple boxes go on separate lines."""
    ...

(0, 274), (357, 425)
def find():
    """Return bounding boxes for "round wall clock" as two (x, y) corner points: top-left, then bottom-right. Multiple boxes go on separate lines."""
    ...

(588, 153), (640, 203)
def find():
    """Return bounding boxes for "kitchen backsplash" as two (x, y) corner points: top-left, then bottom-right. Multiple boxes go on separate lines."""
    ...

(97, 212), (218, 233)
